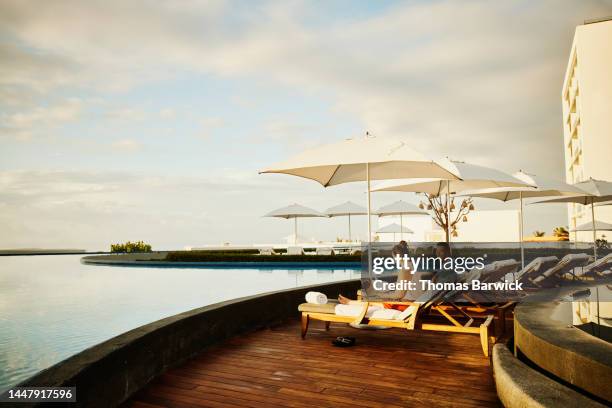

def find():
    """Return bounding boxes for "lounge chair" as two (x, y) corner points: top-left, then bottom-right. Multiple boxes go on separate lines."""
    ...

(298, 289), (495, 357)
(514, 256), (559, 282)
(315, 247), (334, 256)
(529, 253), (591, 287)
(257, 247), (274, 256)
(579, 253), (612, 278)
(286, 246), (304, 255)
(478, 259), (520, 283)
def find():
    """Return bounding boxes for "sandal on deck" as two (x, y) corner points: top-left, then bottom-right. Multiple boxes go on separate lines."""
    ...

(332, 336), (356, 347)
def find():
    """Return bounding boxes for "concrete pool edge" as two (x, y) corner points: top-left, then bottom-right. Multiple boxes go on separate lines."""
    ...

(81, 253), (361, 268)
(512, 302), (612, 403)
(15, 279), (361, 408)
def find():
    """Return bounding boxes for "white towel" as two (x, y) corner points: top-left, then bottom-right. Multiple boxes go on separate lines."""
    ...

(334, 304), (382, 318)
(370, 309), (401, 320)
(396, 305), (417, 320)
(305, 291), (328, 304)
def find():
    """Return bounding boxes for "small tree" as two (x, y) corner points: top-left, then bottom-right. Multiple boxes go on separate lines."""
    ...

(419, 194), (474, 242)
(533, 231), (545, 237)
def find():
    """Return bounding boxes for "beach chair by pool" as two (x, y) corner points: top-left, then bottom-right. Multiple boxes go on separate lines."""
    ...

(579, 253), (612, 278)
(514, 256), (559, 283)
(257, 247), (274, 256)
(478, 259), (520, 283)
(286, 246), (304, 255)
(529, 253), (591, 287)
(298, 290), (495, 357)
(315, 247), (334, 256)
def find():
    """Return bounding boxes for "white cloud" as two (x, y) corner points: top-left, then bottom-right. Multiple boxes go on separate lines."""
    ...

(1, 1), (610, 247)
(110, 138), (142, 152)
(0, 98), (82, 140)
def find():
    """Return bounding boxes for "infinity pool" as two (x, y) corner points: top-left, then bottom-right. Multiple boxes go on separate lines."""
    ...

(0, 255), (359, 391)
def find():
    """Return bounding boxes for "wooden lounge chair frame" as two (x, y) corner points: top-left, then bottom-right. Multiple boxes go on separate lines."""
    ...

(300, 299), (495, 357)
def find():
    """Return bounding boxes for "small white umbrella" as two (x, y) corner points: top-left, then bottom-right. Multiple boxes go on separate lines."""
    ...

(325, 201), (367, 242)
(572, 220), (612, 232)
(264, 204), (326, 244)
(376, 223), (414, 242)
(532, 178), (612, 259)
(458, 171), (587, 269)
(375, 200), (427, 241)
(373, 160), (532, 242)
(260, 134), (461, 272)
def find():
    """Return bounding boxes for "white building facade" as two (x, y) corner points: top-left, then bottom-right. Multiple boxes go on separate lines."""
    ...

(562, 18), (612, 241)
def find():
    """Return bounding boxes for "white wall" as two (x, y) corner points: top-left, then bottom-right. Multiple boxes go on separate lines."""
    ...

(376, 210), (519, 243)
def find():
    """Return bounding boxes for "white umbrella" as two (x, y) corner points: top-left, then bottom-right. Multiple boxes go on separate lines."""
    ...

(375, 200), (427, 241)
(259, 134), (461, 271)
(533, 178), (612, 259)
(264, 204), (326, 244)
(376, 223), (414, 242)
(325, 201), (367, 242)
(571, 220), (612, 232)
(458, 171), (587, 269)
(373, 160), (532, 242)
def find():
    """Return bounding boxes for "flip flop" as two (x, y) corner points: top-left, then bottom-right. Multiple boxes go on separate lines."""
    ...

(332, 336), (356, 347)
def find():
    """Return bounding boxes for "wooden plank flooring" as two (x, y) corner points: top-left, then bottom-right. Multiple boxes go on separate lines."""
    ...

(124, 319), (501, 408)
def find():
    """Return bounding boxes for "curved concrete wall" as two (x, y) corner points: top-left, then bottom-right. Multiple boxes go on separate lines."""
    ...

(493, 344), (606, 408)
(514, 302), (612, 403)
(18, 279), (361, 408)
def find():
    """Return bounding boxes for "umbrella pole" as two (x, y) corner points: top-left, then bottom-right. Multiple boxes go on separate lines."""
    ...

(400, 213), (403, 242)
(348, 214), (352, 242)
(519, 191), (525, 272)
(591, 200), (597, 260)
(447, 179), (451, 243)
(294, 217), (298, 245)
(366, 163), (372, 275)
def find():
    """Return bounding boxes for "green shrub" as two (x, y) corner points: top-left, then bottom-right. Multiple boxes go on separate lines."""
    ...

(111, 241), (152, 253)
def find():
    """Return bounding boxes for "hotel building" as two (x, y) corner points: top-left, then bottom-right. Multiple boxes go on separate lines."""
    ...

(562, 17), (612, 241)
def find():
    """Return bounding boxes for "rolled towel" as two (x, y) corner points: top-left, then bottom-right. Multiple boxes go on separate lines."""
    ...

(305, 291), (328, 304)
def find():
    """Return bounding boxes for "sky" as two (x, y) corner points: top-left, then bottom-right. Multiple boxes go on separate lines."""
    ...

(1, 0), (612, 250)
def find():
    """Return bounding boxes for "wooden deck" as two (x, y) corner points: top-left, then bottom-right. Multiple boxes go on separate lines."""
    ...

(124, 319), (501, 408)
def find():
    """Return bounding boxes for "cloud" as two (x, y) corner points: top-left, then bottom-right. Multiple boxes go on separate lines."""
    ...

(0, 98), (82, 140)
(2, 0), (611, 173)
(106, 108), (147, 121)
(196, 117), (225, 139)
(1, 0), (610, 248)
(110, 138), (142, 152)
(159, 108), (176, 120)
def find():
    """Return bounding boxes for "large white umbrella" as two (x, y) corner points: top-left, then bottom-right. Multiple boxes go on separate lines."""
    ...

(373, 160), (532, 242)
(533, 178), (612, 259)
(325, 201), (367, 242)
(458, 171), (587, 269)
(264, 204), (326, 244)
(259, 135), (461, 271)
(376, 223), (414, 242)
(375, 200), (427, 241)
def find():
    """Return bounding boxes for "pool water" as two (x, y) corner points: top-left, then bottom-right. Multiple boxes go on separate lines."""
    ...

(0, 255), (359, 391)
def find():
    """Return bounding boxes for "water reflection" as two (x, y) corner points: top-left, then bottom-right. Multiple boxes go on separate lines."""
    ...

(0, 255), (359, 391)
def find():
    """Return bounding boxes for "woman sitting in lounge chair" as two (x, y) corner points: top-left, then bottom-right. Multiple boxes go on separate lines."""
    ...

(338, 241), (417, 310)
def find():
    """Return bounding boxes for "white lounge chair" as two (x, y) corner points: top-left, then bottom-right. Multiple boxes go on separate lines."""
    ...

(257, 247), (274, 256)
(530, 253), (591, 287)
(315, 247), (334, 256)
(298, 287), (494, 357)
(286, 246), (304, 255)
(479, 259), (520, 283)
(579, 253), (612, 278)
(515, 256), (559, 283)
